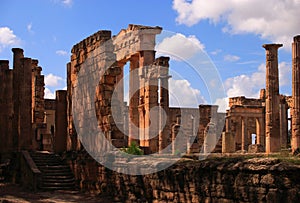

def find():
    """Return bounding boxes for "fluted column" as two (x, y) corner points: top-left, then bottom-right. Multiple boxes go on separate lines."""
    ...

(263, 44), (282, 153)
(292, 36), (300, 152)
(128, 55), (140, 146)
(241, 117), (248, 151)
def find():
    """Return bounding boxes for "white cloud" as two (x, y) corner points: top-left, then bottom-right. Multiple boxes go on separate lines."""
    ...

(45, 73), (64, 87)
(210, 49), (222, 55)
(279, 62), (292, 87)
(62, 0), (73, 6)
(169, 78), (206, 107)
(56, 50), (68, 56)
(27, 23), (33, 33)
(156, 33), (205, 61)
(44, 88), (55, 99)
(224, 54), (240, 62)
(214, 97), (229, 113)
(0, 27), (20, 51)
(216, 61), (291, 111)
(225, 63), (266, 98)
(173, 0), (300, 49)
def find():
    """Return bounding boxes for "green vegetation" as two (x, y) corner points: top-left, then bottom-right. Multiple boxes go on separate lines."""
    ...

(122, 141), (143, 155)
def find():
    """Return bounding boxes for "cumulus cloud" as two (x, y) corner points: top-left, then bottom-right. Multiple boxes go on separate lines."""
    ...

(0, 27), (20, 51)
(45, 73), (64, 87)
(279, 62), (292, 87)
(215, 61), (291, 111)
(44, 88), (55, 99)
(169, 78), (206, 107)
(173, 0), (300, 49)
(56, 50), (68, 56)
(156, 33), (205, 61)
(224, 54), (240, 62)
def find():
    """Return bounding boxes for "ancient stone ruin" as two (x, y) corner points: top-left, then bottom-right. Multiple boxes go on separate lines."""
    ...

(1, 24), (300, 201)
(1, 24), (300, 158)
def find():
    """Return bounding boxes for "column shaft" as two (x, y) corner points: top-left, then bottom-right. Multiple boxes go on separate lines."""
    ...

(263, 44), (282, 153)
(128, 55), (140, 145)
(241, 117), (248, 151)
(292, 36), (300, 152)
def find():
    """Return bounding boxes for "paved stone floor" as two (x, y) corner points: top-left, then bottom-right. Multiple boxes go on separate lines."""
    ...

(0, 183), (113, 203)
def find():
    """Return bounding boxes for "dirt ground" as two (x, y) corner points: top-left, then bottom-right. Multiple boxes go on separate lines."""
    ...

(0, 183), (114, 203)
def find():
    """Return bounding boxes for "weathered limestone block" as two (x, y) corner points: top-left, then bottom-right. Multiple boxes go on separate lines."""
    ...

(248, 144), (265, 153)
(222, 132), (236, 153)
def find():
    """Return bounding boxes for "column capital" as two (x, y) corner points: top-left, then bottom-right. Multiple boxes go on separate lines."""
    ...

(262, 44), (283, 50)
(12, 48), (24, 54)
(294, 35), (300, 42)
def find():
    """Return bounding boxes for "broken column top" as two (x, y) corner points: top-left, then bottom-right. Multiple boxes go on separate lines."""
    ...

(12, 48), (24, 54)
(294, 35), (300, 42)
(262, 43), (283, 50)
(0, 60), (9, 71)
(154, 57), (170, 66)
(32, 59), (39, 66)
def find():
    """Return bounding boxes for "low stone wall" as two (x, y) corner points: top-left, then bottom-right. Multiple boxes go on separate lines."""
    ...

(63, 151), (300, 202)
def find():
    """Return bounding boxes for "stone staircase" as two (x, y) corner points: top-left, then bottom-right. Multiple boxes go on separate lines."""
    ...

(30, 151), (76, 190)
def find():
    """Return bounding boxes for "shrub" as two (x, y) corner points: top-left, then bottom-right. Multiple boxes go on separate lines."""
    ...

(122, 141), (143, 155)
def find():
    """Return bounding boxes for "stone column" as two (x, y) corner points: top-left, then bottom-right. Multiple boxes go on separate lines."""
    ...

(128, 55), (140, 146)
(241, 117), (248, 151)
(222, 132), (236, 153)
(279, 103), (288, 148)
(0, 60), (13, 153)
(54, 90), (68, 153)
(19, 57), (33, 150)
(256, 117), (265, 147)
(139, 51), (156, 152)
(172, 115), (181, 155)
(12, 48), (24, 151)
(158, 57), (170, 154)
(263, 44), (282, 153)
(292, 35), (300, 152)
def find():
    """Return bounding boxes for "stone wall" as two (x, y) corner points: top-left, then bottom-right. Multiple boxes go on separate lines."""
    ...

(229, 96), (263, 108)
(64, 151), (300, 202)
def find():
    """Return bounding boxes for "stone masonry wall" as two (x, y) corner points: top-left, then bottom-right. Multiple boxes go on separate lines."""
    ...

(64, 151), (300, 202)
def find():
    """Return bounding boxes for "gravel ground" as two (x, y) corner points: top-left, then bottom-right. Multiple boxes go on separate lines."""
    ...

(0, 183), (113, 203)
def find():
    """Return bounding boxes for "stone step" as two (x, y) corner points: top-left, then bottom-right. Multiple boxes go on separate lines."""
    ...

(40, 181), (75, 188)
(38, 165), (70, 171)
(39, 186), (75, 191)
(42, 174), (74, 179)
(30, 151), (76, 191)
(42, 176), (75, 183)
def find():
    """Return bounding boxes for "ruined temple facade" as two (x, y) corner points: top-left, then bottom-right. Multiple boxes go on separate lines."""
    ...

(223, 38), (300, 154)
(1, 25), (300, 156)
(67, 25), (224, 154)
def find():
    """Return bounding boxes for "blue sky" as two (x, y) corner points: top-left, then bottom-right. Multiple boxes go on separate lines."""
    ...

(1, 0), (299, 110)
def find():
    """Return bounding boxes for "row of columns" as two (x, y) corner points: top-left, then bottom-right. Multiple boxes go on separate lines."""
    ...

(127, 51), (170, 153)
